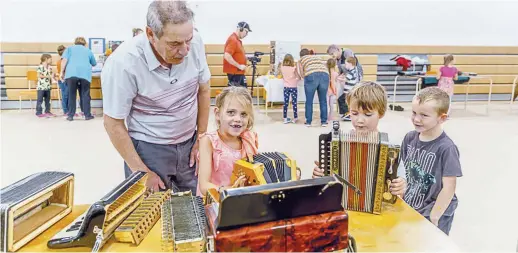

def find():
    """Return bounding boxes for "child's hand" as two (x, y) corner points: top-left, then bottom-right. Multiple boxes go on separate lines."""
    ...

(312, 161), (325, 178)
(232, 175), (246, 188)
(389, 177), (407, 196)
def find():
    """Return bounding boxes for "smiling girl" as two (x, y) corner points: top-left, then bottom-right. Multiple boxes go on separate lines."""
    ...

(196, 86), (259, 196)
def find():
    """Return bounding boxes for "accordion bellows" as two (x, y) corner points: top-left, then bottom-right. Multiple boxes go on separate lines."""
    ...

(232, 152), (297, 186)
(319, 121), (401, 214)
(0, 171), (74, 252)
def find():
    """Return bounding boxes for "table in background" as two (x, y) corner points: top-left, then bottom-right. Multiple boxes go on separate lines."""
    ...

(19, 199), (459, 252)
(256, 76), (319, 112)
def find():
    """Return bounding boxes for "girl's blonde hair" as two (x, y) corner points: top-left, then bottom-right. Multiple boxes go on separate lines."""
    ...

(215, 86), (255, 130)
(40, 54), (52, 64)
(444, 54), (454, 66)
(326, 58), (336, 75)
(282, 54), (295, 67)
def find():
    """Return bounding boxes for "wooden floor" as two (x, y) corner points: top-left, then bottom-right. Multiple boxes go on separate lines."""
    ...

(1, 102), (518, 252)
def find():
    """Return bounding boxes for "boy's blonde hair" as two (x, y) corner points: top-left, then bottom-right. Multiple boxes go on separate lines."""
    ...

(282, 54), (295, 67)
(215, 86), (255, 130)
(74, 37), (87, 46)
(444, 54), (454, 66)
(346, 81), (388, 117)
(346, 56), (357, 66)
(40, 54), (52, 64)
(415, 87), (450, 115)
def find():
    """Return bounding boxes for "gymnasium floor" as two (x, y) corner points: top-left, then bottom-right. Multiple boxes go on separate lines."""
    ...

(1, 101), (517, 252)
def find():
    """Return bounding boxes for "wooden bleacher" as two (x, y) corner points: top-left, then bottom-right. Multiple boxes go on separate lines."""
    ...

(1, 42), (517, 104)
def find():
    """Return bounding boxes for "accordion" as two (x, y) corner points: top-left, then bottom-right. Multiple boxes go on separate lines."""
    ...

(114, 190), (171, 245)
(47, 171), (148, 250)
(319, 121), (401, 214)
(206, 176), (354, 252)
(231, 152), (297, 186)
(0, 171), (74, 252)
(161, 191), (207, 253)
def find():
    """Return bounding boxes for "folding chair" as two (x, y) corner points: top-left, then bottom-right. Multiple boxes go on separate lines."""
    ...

(18, 70), (38, 111)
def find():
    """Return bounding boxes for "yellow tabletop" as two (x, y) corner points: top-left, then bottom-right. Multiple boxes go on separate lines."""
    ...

(19, 200), (459, 252)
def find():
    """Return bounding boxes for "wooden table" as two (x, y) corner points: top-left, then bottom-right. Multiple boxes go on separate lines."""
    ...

(19, 200), (459, 252)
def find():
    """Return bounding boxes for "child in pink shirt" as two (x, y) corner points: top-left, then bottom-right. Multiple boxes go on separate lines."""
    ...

(326, 58), (339, 120)
(437, 54), (458, 115)
(196, 87), (259, 197)
(280, 54), (301, 124)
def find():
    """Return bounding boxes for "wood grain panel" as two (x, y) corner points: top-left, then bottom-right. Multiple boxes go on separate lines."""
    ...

(454, 84), (514, 94)
(206, 54), (270, 66)
(4, 66), (58, 77)
(1, 42), (73, 53)
(431, 65), (518, 75)
(304, 45), (518, 55)
(3, 54), (60, 65)
(205, 44), (270, 54)
(209, 65), (270, 76)
(428, 55), (518, 65)
(7, 88), (103, 100)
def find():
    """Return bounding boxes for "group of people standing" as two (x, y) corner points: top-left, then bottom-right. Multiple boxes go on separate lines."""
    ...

(35, 37), (97, 121)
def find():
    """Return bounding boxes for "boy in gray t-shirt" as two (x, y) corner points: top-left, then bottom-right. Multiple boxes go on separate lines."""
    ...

(400, 87), (463, 235)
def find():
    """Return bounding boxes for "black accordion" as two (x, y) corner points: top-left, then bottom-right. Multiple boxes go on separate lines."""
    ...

(319, 121), (401, 214)
(231, 152), (297, 186)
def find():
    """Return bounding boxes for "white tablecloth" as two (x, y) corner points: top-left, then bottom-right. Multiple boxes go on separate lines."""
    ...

(256, 76), (319, 103)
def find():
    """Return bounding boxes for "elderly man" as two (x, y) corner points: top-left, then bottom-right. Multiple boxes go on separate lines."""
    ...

(223, 21), (252, 87)
(101, 0), (211, 193)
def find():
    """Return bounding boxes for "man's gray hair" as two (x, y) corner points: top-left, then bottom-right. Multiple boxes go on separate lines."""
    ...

(327, 44), (341, 54)
(147, 0), (194, 38)
(327, 45), (356, 58)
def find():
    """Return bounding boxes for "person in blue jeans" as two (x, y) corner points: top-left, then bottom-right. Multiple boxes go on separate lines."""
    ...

(298, 48), (330, 127)
(56, 45), (69, 115)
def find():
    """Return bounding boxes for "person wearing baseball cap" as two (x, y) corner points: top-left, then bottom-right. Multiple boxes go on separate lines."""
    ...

(223, 21), (252, 87)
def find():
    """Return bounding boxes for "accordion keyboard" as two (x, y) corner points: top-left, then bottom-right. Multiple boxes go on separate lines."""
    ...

(47, 171), (147, 250)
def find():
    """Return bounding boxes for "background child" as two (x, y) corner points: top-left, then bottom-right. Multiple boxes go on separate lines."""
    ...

(196, 86), (259, 196)
(312, 81), (407, 196)
(36, 54), (55, 117)
(326, 58), (338, 120)
(280, 54), (300, 124)
(400, 87), (462, 235)
(56, 45), (68, 116)
(338, 56), (360, 121)
(436, 54), (457, 115)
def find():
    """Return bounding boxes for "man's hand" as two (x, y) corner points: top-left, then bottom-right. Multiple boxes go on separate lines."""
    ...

(389, 177), (407, 196)
(312, 161), (325, 178)
(238, 64), (246, 71)
(146, 170), (166, 192)
(189, 139), (199, 167)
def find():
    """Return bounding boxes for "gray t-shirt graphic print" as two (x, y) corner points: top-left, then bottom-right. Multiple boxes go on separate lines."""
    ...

(400, 131), (463, 217)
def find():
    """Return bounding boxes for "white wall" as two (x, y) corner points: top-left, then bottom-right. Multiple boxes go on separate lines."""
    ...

(2, 0), (518, 46)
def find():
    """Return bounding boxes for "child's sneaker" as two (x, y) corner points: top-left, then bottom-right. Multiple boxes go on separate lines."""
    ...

(283, 118), (291, 124)
(292, 118), (298, 124)
(341, 114), (351, 121)
(45, 112), (56, 117)
(36, 113), (46, 118)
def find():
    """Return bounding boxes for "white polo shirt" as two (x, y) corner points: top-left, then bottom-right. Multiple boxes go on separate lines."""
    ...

(101, 32), (211, 145)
